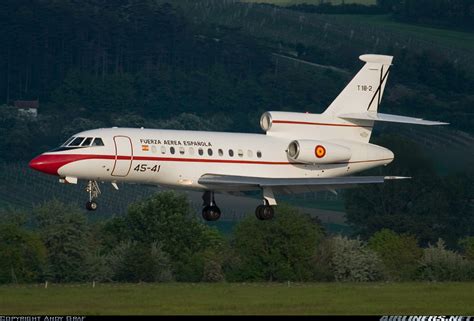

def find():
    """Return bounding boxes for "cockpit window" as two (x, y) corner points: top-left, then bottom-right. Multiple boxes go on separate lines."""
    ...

(62, 137), (75, 146)
(81, 137), (93, 146)
(69, 137), (85, 146)
(91, 138), (104, 146)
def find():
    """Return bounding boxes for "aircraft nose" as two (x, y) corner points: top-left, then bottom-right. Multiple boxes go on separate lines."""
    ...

(29, 154), (61, 176)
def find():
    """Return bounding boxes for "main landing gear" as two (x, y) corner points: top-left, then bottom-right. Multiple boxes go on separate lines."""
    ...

(255, 202), (275, 220)
(85, 180), (101, 211)
(202, 191), (221, 221)
(255, 187), (276, 220)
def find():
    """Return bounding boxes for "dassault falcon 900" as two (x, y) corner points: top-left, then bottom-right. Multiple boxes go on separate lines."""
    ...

(29, 54), (447, 221)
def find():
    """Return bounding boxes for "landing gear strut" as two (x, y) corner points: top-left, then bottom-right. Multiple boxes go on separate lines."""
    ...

(255, 187), (276, 220)
(85, 180), (101, 211)
(202, 191), (221, 221)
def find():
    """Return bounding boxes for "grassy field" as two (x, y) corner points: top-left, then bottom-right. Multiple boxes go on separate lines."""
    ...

(329, 14), (474, 51)
(0, 282), (473, 315)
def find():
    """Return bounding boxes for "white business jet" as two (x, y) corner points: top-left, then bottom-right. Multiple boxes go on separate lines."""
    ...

(29, 54), (447, 221)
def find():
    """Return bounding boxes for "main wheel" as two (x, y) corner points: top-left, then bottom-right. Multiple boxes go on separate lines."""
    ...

(202, 205), (221, 221)
(256, 205), (274, 220)
(261, 205), (274, 220)
(86, 201), (98, 211)
(255, 205), (265, 220)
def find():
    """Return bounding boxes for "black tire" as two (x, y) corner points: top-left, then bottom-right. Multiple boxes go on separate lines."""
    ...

(255, 205), (265, 220)
(202, 205), (221, 221)
(256, 205), (274, 220)
(86, 201), (98, 211)
(261, 205), (274, 220)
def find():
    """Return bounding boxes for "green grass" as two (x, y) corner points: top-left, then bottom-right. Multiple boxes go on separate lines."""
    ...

(0, 282), (473, 315)
(329, 14), (474, 51)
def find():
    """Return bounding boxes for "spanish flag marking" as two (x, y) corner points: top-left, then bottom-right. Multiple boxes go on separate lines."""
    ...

(142, 145), (149, 151)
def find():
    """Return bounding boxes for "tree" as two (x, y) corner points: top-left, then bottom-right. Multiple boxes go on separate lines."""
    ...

(368, 229), (422, 280)
(109, 241), (172, 283)
(227, 205), (324, 282)
(0, 224), (47, 284)
(110, 191), (225, 281)
(459, 236), (474, 260)
(34, 200), (90, 282)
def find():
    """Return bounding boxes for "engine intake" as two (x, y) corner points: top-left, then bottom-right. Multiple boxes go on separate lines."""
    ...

(287, 140), (352, 164)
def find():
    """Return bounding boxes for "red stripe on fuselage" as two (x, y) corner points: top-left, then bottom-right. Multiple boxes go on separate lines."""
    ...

(272, 120), (373, 128)
(34, 153), (392, 175)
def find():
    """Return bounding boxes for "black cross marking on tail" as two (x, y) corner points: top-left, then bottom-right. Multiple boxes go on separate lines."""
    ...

(367, 65), (391, 111)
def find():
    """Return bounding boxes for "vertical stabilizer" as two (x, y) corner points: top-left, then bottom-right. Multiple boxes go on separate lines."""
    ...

(323, 54), (393, 117)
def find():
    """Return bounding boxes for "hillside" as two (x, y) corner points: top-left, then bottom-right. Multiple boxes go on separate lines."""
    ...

(241, 0), (376, 5)
(0, 0), (472, 223)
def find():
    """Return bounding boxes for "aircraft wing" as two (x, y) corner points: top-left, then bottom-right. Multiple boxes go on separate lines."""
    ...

(198, 174), (410, 194)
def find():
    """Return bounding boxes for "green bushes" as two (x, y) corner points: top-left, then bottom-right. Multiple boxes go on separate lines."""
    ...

(0, 224), (46, 283)
(330, 236), (384, 282)
(417, 239), (474, 281)
(1, 194), (473, 284)
(368, 229), (422, 280)
(34, 200), (90, 282)
(227, 205), (324, 282)
(111, 241), (173, 283)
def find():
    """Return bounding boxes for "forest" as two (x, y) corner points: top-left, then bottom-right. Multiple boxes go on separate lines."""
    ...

(0, 1), (473, 284)
(0, 0), (473, 162)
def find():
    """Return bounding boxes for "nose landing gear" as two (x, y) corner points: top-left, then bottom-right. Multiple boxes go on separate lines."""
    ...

(85, 180), (101, 211)
(202, 191), (221, 221)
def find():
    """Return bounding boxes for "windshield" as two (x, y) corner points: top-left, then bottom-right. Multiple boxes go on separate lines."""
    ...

(62, 136), (75, 146)
(50, 136), (105, 152)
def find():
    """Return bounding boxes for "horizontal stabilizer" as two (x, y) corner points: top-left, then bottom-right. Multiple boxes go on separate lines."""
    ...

(339, 112), (448, 126)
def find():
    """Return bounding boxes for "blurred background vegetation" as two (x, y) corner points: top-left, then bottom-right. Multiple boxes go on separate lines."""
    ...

(0, 0), (472, 284)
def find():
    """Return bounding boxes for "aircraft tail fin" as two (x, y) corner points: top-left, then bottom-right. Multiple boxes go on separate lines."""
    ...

(323, 54), (393, 117)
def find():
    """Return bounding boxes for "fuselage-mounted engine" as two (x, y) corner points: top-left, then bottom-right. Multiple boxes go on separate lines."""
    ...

(287, 140), (352, 164)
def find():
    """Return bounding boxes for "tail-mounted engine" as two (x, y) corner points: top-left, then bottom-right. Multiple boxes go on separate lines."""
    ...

(287, 140), (352, 164)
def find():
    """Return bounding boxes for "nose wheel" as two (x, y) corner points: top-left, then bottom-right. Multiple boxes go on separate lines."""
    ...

(85, 180), (101, 211)
(86, 201), (98, 211)
(202, 191), (221, 221)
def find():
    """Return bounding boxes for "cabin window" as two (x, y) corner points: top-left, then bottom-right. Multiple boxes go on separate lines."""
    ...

(257, 151), (262, 158)
(170, 146), (175, 155)
(189, 147), (194, 155)
(198, 148), (204, 156)
(151, 146), (157, 154)
(179, 147), (185, 155)
(92, 138), (104, 146)
(247, 150), (253, 158)
(218, 149), (223, 156)
(81, 137), (93, 146)
(228, 149), (234, 157)
(238, 149), (244, 157)
(208, 148), (213, 156)
(161, 146), (166, 154)
(69, 137), (85, 146)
